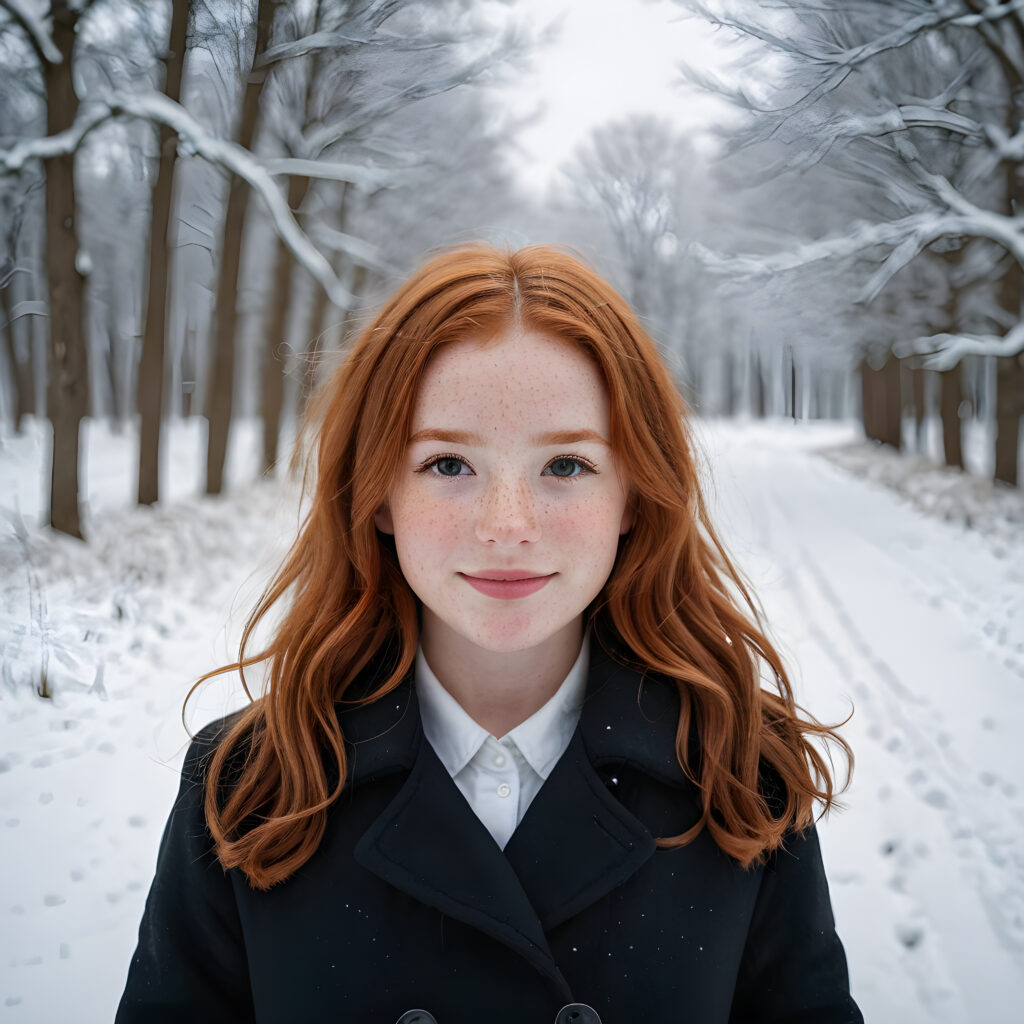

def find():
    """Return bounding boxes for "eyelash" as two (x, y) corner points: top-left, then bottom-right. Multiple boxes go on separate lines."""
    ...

(415, 453), (598, 480)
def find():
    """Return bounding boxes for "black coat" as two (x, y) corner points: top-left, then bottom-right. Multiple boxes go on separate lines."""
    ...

(117, 643), (862, 1024)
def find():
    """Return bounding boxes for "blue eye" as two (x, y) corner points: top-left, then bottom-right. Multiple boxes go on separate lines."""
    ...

(427, 456), (469, 477)
(543, 457), (592, 478)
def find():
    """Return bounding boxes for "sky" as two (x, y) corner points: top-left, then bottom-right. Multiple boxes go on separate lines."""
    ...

(494, 0), (732, 195)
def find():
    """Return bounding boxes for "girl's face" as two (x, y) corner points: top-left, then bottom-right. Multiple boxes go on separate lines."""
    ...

(375, 327), (633, 665)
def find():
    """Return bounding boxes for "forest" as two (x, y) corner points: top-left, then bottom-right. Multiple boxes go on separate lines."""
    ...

(1, 0), (1023, 545)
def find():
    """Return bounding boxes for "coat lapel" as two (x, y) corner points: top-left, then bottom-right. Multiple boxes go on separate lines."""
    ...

(352, 720), (571, 996)
(503, 728), (655, 930)
(342, 638), (689, 990)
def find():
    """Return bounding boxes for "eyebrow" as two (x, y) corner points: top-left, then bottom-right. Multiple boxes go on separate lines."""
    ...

(408, 428), (610, 447)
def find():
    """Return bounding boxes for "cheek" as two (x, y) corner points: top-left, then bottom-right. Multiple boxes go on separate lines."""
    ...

(548, 495), (625, 546)
(392, 496), (464, 561)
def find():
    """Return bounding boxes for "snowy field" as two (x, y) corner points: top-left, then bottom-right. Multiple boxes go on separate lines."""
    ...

(1, 415), (1023, 1022)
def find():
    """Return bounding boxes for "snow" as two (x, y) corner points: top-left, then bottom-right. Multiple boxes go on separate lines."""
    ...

(2, 414), (1023, 1021)
(0, 0), (62, 65)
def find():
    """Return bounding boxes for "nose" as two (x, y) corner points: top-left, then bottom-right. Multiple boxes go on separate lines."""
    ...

(474, 472), (541, 545)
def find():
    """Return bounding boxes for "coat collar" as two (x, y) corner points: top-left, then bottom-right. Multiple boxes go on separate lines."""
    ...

(340, 637), (691, 997)
(340, 637), (689, 791)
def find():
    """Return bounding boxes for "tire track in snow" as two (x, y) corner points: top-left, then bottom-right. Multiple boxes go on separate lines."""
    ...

(756, 494), (962, 1013)
(761, 487), (1024, 968)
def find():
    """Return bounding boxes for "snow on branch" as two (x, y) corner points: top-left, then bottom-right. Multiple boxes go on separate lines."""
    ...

(305, 29), (520, 156)
(260, 156), (409, 190)
(0, 0), (62, 64)
(949, 0), (1024, 30)
(255, 29), (372, 67)
(691, 208), (1024, 289)
(0, 103), (109, 171)
(0, 90), (422, 306)
(313, 224), (396, 274)
(677, 0), (1022, 123)
(255, 28), (469, 69)
(690, 214), (939, 277)
(895, 320), (1024, 365)
(99, 91), (354, 307)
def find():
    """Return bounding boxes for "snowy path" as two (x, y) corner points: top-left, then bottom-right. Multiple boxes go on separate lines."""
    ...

(699, 421), (1024, 1023)
(1, 418), (1022, 1022)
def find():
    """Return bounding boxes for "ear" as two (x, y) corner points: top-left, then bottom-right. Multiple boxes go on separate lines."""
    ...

(375, 504), (395, 534)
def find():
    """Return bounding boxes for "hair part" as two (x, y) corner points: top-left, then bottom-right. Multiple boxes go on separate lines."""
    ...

(189, 242), (852, 890)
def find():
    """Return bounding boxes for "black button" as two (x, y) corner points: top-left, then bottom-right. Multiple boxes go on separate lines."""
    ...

(554, 1003), (603, 1024)
(395, 1012), (439, 1024)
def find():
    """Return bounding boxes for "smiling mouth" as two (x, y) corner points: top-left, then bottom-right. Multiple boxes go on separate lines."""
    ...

(467, 571), (552, 581)
(459, 572), (555, 599)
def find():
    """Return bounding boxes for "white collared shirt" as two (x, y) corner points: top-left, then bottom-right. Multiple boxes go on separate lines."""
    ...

(415, 637), (589, 850)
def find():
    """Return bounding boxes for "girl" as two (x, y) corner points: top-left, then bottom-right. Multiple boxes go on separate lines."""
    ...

(117, 244), (861, 1023)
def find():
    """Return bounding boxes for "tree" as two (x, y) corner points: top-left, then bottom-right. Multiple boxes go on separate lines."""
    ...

(43, 0), (90, 537)
(558, 116), (714, 396)
(138, 0), (190, 505)
(676, 0), (1024, 481)
(203, 0), (274, 497)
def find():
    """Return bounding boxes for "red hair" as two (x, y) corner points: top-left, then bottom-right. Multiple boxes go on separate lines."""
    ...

(191, 243), (851, 890)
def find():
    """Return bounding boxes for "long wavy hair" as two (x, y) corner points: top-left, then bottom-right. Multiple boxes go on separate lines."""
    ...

(192, 242), (851, 890)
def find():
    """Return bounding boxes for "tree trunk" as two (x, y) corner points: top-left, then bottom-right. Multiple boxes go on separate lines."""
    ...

(261, 173), (309, 474)
(750, 349), (764, 418)
(45, 2), (87, 538)
(1, 285), (35, 431)
(880, 355), (902, 449)
(909, 365), (926, 453)
(994, 354), (1024, 486)
(298, 275), (331, 417)
(939, 366), (964, 470)
(788, 347), (797, 420)
(206, 0), (275, 496)
(860, 359), (877, 441)
(138, 0), (189, 506)
(861, 353), (901, 448)
(993, 102), (1023, 485)
(720, 350), (734, 417)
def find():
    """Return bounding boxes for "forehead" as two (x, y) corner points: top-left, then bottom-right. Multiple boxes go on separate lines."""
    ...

(411, 328), (609, 430)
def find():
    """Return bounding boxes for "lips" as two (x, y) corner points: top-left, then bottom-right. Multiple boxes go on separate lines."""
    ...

(459, 571), (554, 599)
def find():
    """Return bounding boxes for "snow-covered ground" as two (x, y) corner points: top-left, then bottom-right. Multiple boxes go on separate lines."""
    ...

(2, 415), (1023, 1022)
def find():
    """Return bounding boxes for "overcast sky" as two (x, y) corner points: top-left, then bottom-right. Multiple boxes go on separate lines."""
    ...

(495, 0), (732, 195)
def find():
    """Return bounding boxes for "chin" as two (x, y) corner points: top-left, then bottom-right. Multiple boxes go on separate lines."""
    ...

(463, 618), (578, 656)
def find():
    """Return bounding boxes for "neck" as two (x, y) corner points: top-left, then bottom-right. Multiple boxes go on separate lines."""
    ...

(420, 616), (584, 737)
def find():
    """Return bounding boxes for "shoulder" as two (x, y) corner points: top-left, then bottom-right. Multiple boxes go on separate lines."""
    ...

(178, 706), (256, 809)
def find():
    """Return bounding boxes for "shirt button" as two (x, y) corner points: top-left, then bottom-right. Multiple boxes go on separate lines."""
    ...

(493, 753), (507, 768)
(497, 782), (511, 798)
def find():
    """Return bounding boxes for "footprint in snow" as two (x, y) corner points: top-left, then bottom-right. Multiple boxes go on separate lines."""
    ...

(922, 789), (951, 810)
(895, 923), (925, 950)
